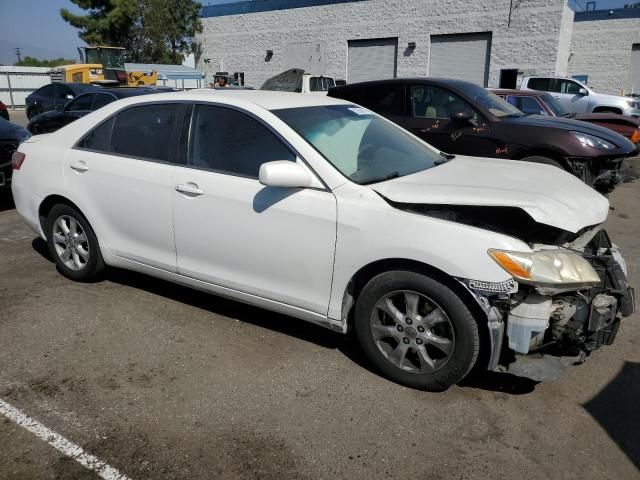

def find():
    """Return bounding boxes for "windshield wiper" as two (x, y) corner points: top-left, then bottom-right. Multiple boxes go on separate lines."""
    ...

(435, 151), (455, 165)
(360, 171), (400, 185)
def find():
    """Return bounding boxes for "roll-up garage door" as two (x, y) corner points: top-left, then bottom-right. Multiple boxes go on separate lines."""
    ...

(347, 38), (398, 83)
(627, 44), (640, 94)
(429, 33), (492, 87)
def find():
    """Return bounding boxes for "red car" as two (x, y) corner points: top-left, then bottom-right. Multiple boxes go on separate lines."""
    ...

(493, 89), (640, 150)
(0, 101), (8, 121)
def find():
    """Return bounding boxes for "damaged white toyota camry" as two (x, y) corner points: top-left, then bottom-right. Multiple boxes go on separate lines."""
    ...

(11, 91), (634, 391)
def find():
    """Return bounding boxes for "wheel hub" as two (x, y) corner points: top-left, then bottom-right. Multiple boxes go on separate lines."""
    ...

(405, 326), (418, 339)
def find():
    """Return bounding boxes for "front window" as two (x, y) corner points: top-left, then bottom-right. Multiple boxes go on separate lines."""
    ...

(540, 93), (570, 116)
(274, 104), (443, 185)
(457, 83), (523, 118)
(85, 48), (125, 70)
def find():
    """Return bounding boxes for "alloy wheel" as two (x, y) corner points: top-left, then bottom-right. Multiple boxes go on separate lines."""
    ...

(52, 215), (90, 271)
(370, 290), (455, 373)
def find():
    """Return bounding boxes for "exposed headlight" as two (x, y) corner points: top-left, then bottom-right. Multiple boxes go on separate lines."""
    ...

(626, 100), (640, 109)
(570, 131), (616, 150)
(488, 249), (601, 286)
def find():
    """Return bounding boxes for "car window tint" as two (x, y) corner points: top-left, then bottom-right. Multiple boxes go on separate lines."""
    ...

(190, 105), (295, 178)
(109, 104), (180, 162)
(77, 117), (115, 152)
(92, 93), (115, 110)
(558, 80), (581, 95)
(527, 78), (551, 91)
(67, 94), (94, 111)
(349, 84), (404, 116)
(56, 85), (73, 99)
(411, 85), (477, 120)
(38, 85), (56, 97)
(515, 96), (547, 115)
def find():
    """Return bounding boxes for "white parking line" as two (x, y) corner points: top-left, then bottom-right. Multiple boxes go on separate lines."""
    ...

(0, 398), (132, 480)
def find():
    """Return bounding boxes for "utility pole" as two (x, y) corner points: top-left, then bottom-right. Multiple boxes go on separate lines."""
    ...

(14, 48), (22, 64)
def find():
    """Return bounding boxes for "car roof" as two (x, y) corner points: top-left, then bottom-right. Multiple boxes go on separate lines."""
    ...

(490, 88), (543, 96)
(331, 77), (481, 90)
(97, 87), (159, 98)
(114, 89), (353, 110)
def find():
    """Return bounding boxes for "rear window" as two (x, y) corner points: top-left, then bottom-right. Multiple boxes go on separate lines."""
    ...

(109, 104), (180, 162)
(526, 78), (552, 91)
(77, 117), (114, 152)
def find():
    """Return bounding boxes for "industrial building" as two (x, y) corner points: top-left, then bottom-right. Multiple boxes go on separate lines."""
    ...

(197, 0), (640, 95)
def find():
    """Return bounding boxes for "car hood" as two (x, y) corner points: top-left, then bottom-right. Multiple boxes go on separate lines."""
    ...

(370, 155), (609, 234)
(504, 114), (631, 144)
(575, 112), (640, 126)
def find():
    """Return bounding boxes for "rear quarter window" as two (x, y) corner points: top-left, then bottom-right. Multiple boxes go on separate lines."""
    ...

(77, 117), (115, 152)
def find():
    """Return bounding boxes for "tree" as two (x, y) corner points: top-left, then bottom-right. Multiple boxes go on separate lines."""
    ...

(61, 0), (202, 64)
(15, 56), (76, 67)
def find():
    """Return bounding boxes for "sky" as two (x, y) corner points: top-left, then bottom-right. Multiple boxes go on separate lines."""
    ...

(0, 0), (633, 66)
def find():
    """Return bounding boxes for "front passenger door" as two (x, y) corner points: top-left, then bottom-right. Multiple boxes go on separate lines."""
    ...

(404, 85), (496, 157)
(173, 104), (337, 315)
(552, 79), (589, 114)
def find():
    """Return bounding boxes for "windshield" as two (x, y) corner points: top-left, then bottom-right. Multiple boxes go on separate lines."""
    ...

(274, 104), (444, 184)
(309, 77), (336, 92)
(85, 48), (125, 69)
(540, 92), (569, 116)
(460, 83), (523, 117)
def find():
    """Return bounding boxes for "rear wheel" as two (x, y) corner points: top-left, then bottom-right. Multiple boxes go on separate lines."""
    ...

(354, 270), (479, 391)
(45, 204), (104, 282)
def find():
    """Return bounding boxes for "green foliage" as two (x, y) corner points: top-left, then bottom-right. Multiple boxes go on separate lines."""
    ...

(15, 56), (76, 67)
(60, 0), (203, 64)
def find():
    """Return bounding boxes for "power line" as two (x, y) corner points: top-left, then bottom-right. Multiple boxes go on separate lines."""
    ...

(14, 47), (22, 63)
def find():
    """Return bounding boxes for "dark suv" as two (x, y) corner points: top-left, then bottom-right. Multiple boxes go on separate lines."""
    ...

(328, 78), (636, 192)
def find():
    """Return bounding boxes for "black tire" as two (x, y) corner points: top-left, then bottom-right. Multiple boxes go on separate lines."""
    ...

(26, 108), (37, 120)
(354, 270), (479, 391)
(521, 155), (565, 171)
(45, 204), (105, 282)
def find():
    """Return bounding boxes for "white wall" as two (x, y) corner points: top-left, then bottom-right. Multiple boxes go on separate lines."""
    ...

(0, 66), (51, 107)
(197, 0), (572, 88)
(569, 16), (640, 95)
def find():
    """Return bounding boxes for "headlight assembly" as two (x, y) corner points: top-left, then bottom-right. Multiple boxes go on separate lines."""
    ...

(488, 249), (601, 286)
(570, 131), (616, 150)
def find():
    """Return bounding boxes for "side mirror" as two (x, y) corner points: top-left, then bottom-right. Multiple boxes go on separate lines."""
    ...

(450, 109), (474, 122)
(578, 88), (588, 96)
(259, 161), (313, 188)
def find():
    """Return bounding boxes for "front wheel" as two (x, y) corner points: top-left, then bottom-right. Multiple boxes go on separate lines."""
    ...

(354, 271), (479, 391)
(45, 204), (105, 282)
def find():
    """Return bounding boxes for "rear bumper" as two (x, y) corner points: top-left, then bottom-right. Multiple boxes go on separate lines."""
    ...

(11, 182), (43, 237)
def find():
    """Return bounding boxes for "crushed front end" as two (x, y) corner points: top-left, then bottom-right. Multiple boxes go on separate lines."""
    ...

(463, 229), (634, 381)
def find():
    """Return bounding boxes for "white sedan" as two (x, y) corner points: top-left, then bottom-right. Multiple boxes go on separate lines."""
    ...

(11, 90), (634, 390)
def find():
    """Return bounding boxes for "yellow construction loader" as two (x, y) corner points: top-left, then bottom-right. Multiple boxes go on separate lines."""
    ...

(50, 46), (157, 86)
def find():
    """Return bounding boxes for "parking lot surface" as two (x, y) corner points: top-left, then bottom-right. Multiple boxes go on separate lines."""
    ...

(0, 180), (638, 479)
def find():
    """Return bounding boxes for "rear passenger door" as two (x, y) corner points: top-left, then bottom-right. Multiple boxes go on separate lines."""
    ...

(65, 102), (185, 271)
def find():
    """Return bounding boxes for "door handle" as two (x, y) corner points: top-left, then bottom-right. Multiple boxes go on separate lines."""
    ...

(175, 183), (204, 196)
(70, 161), (89, 172)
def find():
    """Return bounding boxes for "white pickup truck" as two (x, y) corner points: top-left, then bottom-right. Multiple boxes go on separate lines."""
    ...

(520, 76), (640, 118)
(260, 68), (336, 94)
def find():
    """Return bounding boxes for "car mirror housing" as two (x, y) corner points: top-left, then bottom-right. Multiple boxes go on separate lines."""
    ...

(259, 161), (313, 188)
(578, 88), (588, 96)
(450, 109), (474, 122)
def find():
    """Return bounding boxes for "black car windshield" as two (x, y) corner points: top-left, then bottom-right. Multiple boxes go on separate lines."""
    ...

(459, 83), (523, 118)
(540, 92), (570, 116)
(274, 104), (443, 184)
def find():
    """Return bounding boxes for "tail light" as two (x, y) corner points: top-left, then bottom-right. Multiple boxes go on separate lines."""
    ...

(631, 128), (640, 144)
(11, 151), (26, 170)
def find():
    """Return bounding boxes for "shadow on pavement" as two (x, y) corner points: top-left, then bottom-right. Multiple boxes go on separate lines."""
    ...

(0, 192), (15, 212)
(29, 239), (542, 395)
(583, 361), (640, 470)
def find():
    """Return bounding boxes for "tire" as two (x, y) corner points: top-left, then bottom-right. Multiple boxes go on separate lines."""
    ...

(45, 204), (105, 282)
(26, 108), (37, 120)
(521, 156), (565, 171)
(354, 270), (479, 391)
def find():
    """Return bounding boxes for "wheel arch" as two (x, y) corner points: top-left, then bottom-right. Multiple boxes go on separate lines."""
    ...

(38, 194), (87, 236)
(512, 149), (572, 172)
(592, 106), (623, 115)
(342, 258), (488, 329)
